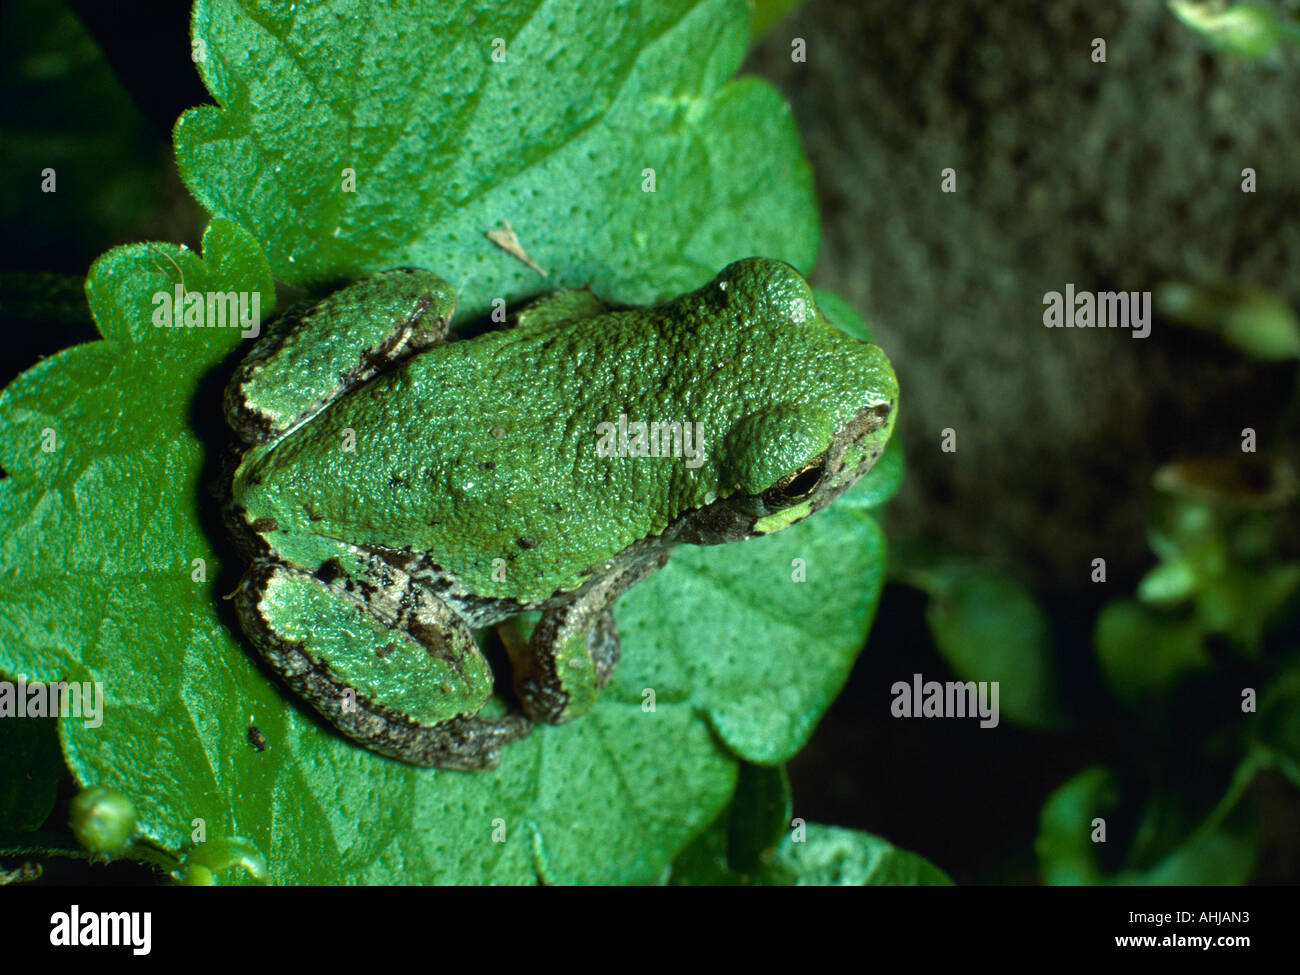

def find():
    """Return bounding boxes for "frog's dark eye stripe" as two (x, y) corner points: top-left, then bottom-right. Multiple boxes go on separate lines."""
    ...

(762, 454), (826, 508)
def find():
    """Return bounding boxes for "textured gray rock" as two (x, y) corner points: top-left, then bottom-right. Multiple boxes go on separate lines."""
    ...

(748, 0), (1298, 591)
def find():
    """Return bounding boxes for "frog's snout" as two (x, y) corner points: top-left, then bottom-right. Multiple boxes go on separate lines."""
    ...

(840, 399), (895, 479)
(848, 400), (893, 450)
(859, 401), (892, 435)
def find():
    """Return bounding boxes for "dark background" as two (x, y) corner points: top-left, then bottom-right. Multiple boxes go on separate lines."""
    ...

(746, 0), (1300, 883)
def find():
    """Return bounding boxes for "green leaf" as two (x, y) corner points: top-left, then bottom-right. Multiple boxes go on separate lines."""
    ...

(666, 802), (734, 885)
(1196, 563), (1300, 651)
(1, 221), (745, 884)
(1155, 279), (1300, 359)
(840, 439), (904, 511)
(620, 503), (888, 765)
(1132, 828), (1256, 885)
(769, 824), (952, 885)
(1, 1), (889, 883)
(175, 0), (818, 320)
(1252, 656), (1300, 789)
(668, 760), (790, 884)
(1136, 558), (1199, 605)
(921, 565), (1062, 729)
(749, 0), (808, 39)
(1095, 600), (1210, 702)
(0, 717), (63, 832)
(726, 762), (791, 873)
(1036, 767), (1258, 885)
(1167, 2), (1299, 60)
(1036, 767), (1112, 885)
(814, 288), (874, 343)
(669, 797), (951, 887)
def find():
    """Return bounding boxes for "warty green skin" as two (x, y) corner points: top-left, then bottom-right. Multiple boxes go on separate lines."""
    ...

(224, 258), (898, 771)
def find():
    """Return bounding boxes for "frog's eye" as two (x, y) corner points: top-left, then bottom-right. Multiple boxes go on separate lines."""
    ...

(762, 453), (826, 508)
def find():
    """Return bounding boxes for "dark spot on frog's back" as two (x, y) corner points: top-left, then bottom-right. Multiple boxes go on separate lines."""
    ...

(407, 620), (466, 675)
(247, 725), (267, 752)
(354, 543), (415, 571)
(315, 558), (346, 586)
(376, 642), (396, 659)
(251, 517), (278, 533)
(516, 537), (538, 549)
(387, 549), (417, 571)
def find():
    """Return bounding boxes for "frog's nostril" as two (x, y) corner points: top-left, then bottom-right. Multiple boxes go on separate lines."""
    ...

(860, 402), (891, 433)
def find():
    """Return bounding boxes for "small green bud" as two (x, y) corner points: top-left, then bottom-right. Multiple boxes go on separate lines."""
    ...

(178, 837), (268, 884)
(1137, 559), (1199, 605)
(69, 786), (137, 856)
(1168, 2), (1286, 59)
(175, 864), (217, 886)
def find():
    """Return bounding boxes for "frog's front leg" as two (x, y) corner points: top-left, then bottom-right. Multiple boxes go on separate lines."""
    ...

(223, 268), (456, 445)
(234, 560), (529, 770)
(510, 550), (672, 724)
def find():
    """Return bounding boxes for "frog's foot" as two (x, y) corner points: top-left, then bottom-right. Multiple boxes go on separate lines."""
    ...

(512, 551), (670, 724)
(224, 269), (456, 445)
(233, 560), (529, 771)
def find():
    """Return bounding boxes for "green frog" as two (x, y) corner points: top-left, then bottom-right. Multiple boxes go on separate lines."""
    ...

(223, 258), (897, 770)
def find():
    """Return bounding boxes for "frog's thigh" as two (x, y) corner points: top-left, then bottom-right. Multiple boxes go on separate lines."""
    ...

(514, 551), (670, 724)
(224, 268), (456, 444)
(235, 560), (529, 770)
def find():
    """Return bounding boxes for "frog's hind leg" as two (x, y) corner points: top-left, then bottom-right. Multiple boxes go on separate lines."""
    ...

(224, 268), (457, 445)
(234, 559), (529, 770)
(510, 550), (671, 724)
